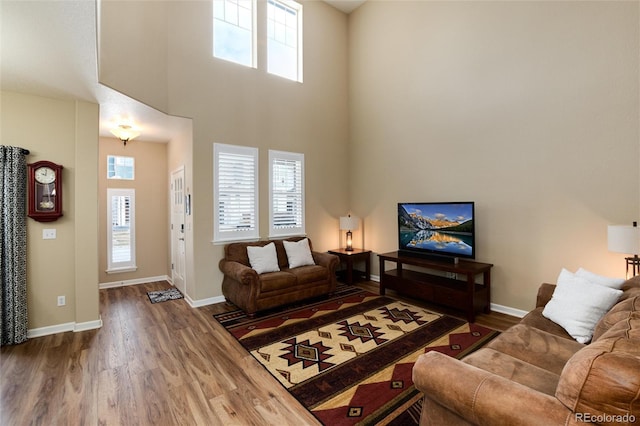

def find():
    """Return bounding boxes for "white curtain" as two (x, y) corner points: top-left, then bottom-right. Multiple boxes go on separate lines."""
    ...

(0, 145), (28, 345)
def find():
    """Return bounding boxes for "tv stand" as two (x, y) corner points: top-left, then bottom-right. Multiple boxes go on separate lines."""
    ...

(378, 251), (493, 322)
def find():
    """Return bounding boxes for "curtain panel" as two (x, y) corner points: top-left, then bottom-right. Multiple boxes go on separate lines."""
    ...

(0, 145), (28, 346)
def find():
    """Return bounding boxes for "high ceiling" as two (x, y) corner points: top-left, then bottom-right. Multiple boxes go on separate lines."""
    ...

(0, 0), (362, 143)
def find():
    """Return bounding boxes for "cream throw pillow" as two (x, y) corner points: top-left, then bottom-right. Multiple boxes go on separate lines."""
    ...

(283, 238), (315, 268)
(247, 243), (280, 274)
(575, 267), (625, 289)
(542, 268), (622, 343)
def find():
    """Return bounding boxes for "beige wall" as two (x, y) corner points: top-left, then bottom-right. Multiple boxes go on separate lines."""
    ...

(1, 91), (100, 329)
(349, 1), (640, 311)
(99, 0), (350, 301)
(98, 137), (169, 285)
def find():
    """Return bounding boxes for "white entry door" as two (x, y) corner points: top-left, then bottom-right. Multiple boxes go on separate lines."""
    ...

(170, 167), (186, 295)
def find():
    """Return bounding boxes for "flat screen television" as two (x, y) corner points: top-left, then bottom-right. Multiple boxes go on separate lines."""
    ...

(397, 201), (475, 262)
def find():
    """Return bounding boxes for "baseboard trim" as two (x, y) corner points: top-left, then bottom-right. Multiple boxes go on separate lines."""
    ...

(28, 316), (103, 338)
(489, 303), (528, 318)
(99, 275), (170, 289)
(187, 294), (226, 308)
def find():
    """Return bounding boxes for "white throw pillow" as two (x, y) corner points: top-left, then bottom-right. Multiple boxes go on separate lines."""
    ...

(575, 267), (625, 289)
(247, 243), (280, 274)
(283, 238), (315, 269)
(542, 268), (622, 343)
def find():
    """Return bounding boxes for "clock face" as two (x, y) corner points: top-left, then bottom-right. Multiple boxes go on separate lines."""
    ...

(35, 167), (56, 184)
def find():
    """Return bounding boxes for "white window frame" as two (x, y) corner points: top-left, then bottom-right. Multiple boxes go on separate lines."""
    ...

(213, 0), (257, 68)
(267, 0), (303, 82)
(106, 188), (137, 273)
(214, 143), (259, 243)
(269, 150), (305, 238)
(107, 155), (135, 180)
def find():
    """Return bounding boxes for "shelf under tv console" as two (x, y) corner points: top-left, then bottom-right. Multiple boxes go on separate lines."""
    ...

(378, 251), (493, 322)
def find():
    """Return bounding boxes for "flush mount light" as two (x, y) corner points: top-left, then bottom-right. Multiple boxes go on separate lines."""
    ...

(110, 124), (141, 147)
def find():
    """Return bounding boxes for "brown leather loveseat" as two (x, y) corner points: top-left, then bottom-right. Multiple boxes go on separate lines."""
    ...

(413, 276), (640, 425)
(219, 237), (339, 317)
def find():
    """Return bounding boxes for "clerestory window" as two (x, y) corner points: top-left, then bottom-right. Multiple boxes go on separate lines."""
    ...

(267, 0), (303, 82)
(213, 0), (256, 67)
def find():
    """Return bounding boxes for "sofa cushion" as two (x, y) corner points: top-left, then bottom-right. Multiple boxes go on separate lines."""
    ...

(485, 324), (583, 375)
(283, 238), (315, 268)
(247, 242), (280, 274)
(287, 264), (328, 285)
(556, 312), (640, 420)
(259, 271), (298, 293)
(542, 269), (622, 343)
(593, 296), (640, 341)
(463, 348), (560, 396)
(520, 307), (574, 339)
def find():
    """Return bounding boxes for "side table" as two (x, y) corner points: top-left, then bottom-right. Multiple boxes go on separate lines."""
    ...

(328, 248), (371, 285)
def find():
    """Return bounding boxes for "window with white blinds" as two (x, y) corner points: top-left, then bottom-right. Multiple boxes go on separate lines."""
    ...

(269, 150), (304, 237)
(214, 143), (259, 242)
(106, 188), (137, 273)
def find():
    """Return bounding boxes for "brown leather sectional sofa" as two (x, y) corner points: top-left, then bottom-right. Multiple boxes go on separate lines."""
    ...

(219, 237), (339, 317)
(413, 276), (640, 425)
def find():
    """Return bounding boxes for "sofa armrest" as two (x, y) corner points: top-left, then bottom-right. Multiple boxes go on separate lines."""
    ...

(536, 283), (557, 308)
(312, 251), (339, 272)
(413, 351), (573, 425)
(218, 259), (259, 285)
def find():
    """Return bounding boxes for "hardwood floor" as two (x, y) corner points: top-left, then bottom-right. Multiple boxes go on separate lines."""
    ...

(1, 280), (519, 426)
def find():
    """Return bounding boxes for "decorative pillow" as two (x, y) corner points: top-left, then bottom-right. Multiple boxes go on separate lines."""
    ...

(575, 267), (625, 289)
(283, 238), (315, 269)
(247, 243), (280, 274)
(542, 269), (623, 343)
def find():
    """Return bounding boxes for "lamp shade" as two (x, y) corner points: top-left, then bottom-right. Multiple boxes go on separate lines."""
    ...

(340, 216), (359, 231)
(607, 225), (640, 254)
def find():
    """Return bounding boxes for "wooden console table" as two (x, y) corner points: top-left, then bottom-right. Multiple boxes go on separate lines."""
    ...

(378, 251), (493, 322)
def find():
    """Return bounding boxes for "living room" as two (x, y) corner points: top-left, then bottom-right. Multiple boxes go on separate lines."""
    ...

(2, 0), (639, 424)
(2, 0), (638, 373)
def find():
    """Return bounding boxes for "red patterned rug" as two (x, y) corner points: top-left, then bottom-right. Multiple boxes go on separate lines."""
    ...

(213, 286), (499, 425)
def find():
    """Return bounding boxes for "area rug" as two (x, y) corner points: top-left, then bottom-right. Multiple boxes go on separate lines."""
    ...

(213, 287), (499, 425)
(147, 287), (183, 304)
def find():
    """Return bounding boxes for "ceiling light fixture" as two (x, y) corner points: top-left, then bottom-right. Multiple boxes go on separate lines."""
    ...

(110, 124), (141, 147)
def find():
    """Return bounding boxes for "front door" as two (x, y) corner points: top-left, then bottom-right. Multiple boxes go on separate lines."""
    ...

(170, 167), (186, 295)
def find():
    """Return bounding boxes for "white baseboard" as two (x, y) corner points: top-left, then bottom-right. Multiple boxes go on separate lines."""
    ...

(489, 303), (528, 318)
(28, 316), (103, 338)
(187, 294), (226, 308)
(99, 275), (171, 289)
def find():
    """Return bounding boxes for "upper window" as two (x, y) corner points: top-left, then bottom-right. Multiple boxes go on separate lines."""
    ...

(267, 0), (303, 82)
(269, 150), (304, 237)
(213, 0), (256, 67)
(214, 143), (259, 242)
(107, 155), (135, 180)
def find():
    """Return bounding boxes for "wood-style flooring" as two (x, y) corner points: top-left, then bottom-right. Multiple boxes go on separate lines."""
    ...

(0, 280), (519, 426)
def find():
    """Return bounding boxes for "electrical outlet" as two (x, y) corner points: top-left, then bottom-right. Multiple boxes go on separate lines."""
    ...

(57, 295), (66, 306)
(43, 229), (56, 239)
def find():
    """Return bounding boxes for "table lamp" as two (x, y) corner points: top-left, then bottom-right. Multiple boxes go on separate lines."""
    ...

(340, 215), (359, 251)
(607, 221), (640, 278)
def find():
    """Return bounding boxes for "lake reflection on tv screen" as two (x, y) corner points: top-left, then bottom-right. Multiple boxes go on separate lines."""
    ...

(400, 230), (473, 255)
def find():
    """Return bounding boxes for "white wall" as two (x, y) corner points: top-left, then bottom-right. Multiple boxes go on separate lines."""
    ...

(349, 1), (640, 310)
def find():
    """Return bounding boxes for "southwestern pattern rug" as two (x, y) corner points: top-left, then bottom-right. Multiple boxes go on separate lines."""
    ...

(213, 286), (499, 425)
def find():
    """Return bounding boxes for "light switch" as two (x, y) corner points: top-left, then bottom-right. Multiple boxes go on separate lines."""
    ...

(43, 229), (56, 239)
